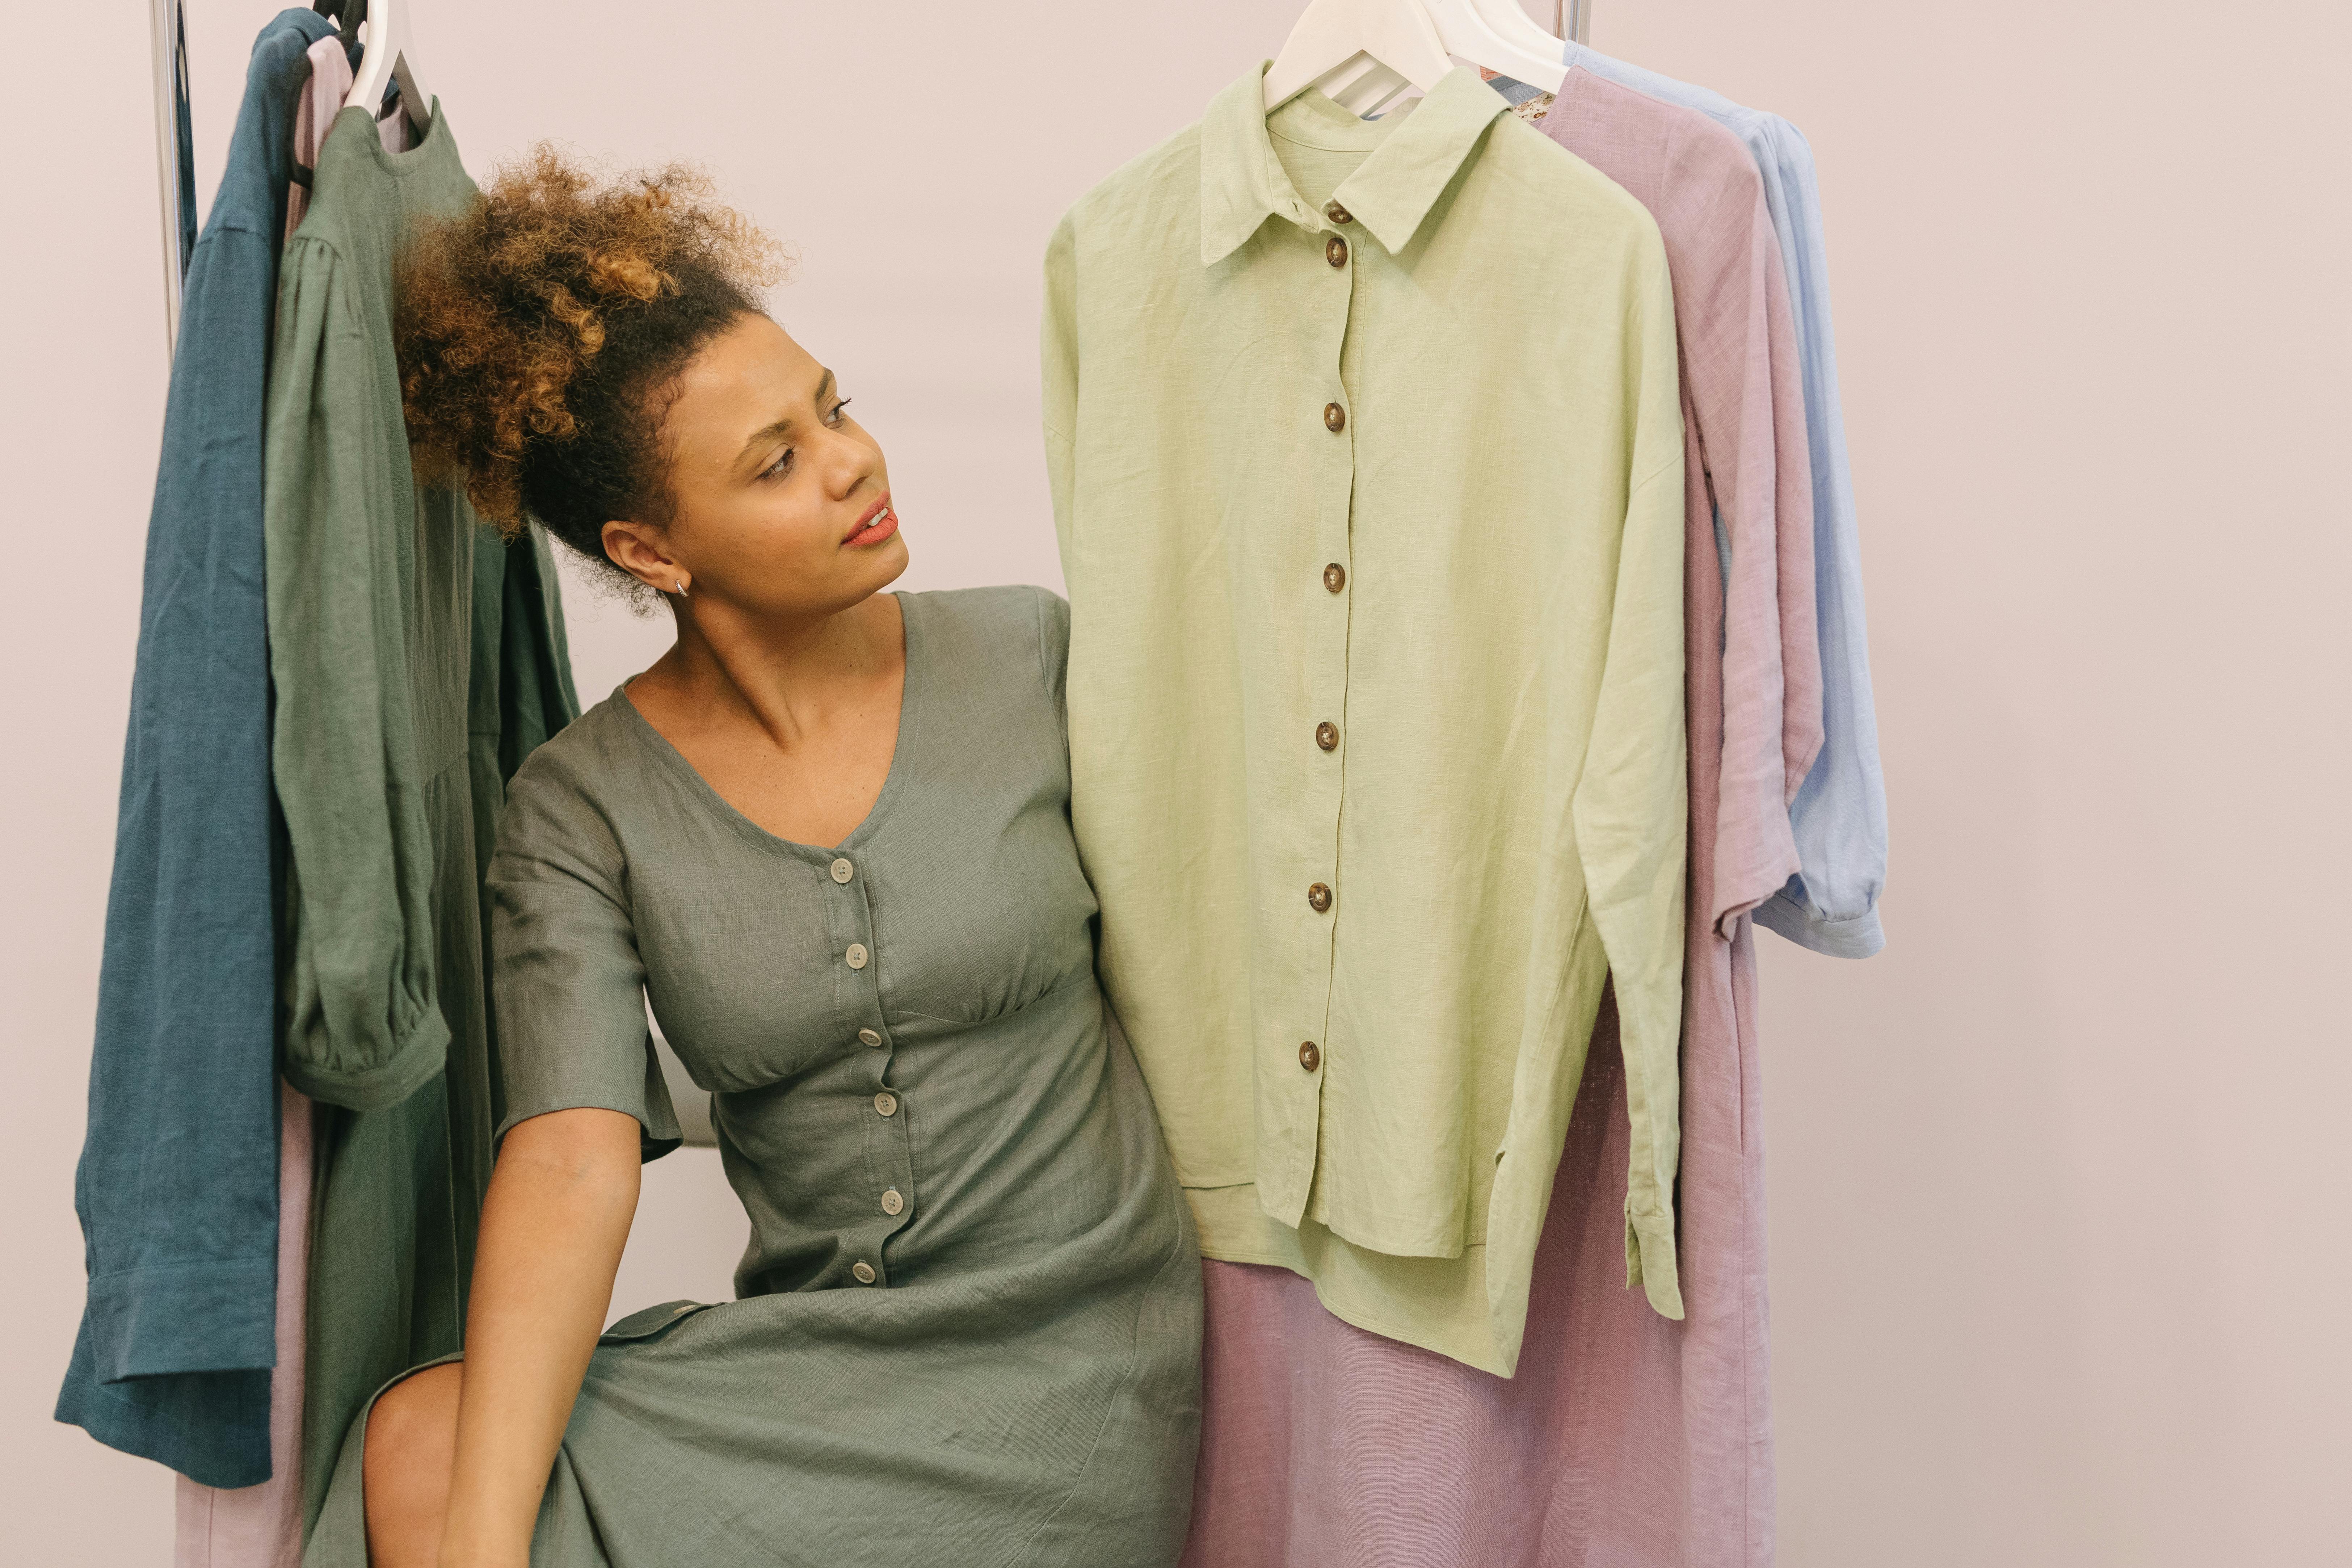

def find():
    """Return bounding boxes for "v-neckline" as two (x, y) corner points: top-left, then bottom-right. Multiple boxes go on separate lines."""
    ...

(616, 591), (923, 864)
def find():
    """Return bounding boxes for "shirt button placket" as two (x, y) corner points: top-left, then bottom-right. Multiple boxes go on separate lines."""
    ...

(829, 851), (911, 1288)
(832, 856), (878, 1044)
(1297, 203), (1357, 1215)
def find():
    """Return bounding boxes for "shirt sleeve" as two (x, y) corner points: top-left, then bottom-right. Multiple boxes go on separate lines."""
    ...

(1570, 241), (1690, 1320)
(1668, 123), (1821, 929)
(265, 238), (451, 1111)
(1753, 116), (1888, 959)
(65, 218), (284, 1424)
(486, 755), (681, 1160)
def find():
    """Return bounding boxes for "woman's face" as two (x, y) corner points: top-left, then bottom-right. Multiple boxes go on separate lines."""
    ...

(607, 311), (907, 618)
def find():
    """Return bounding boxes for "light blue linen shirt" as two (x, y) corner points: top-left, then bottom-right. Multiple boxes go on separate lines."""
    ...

(1545, 44), (1889, 958)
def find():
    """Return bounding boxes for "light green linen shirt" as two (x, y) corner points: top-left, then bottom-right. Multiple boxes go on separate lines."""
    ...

(1043, 64), (1689, 1375)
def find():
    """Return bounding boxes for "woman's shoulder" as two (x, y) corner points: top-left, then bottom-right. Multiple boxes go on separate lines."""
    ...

(901, 585), (1069, 702)
(902, 583), (1066, 639)
(497, 691), (653, 844)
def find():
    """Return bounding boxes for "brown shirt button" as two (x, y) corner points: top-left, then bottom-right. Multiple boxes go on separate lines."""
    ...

(880, 1188), (905, 1216)
(1325, 201), (1352, 225)
(1326, 235), (1349, 268)
(858, 1027), (883, 1048)
(1323, 563), (1346, 594)
(1307, 882), (1333, 913)
(873, 1092), (898, 1118)
(851, 1261), (877, 1285)
(1323, 402), (1346, 433)
(1299, 1040), (1322, 1072)
(1316, 721), (1339, 751)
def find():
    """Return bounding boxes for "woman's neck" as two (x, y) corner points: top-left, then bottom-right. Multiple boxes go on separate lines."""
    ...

(633, 590), (905, 756)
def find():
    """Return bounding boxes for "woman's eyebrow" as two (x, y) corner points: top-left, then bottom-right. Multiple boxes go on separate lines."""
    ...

(735, 416), (791, 463)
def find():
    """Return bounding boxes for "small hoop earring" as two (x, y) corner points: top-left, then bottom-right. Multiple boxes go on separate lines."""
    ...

(674, 579), (688, 598)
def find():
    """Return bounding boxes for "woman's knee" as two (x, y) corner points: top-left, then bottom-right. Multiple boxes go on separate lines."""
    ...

(363, 1363), (464, 1561)
(368, 1362), (463, 1459)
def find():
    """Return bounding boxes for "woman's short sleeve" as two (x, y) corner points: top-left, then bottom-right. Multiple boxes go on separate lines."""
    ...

(1034, 585), (1072, 739)
(487, 752), (681, 1160)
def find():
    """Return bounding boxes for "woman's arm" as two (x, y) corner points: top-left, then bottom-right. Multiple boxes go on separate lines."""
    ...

(439, 1107), (643, 1568)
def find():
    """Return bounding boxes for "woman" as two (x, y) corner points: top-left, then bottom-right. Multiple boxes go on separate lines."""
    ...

(327, 150), (1203, 1568)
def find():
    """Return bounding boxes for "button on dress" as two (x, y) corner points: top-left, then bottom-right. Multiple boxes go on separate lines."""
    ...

(308, 586), (1203, 1567)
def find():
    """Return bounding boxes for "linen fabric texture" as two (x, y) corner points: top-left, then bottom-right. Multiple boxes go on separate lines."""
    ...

(1180, 72), (1818, 1568)
(304, 587), (1204, 1567)
(176, 1082), (316, 1568)
(1543, 70), (1822, 926)
(266, 104), (479, 1120)
(1558, 41), (1889, 957)
(171, 46), (354, 1564)
(1045, 65), (1689, 1376)
(55, 5), (340, 1488)
(258, 100), (581, 1533)
(282, 31), (354, 241)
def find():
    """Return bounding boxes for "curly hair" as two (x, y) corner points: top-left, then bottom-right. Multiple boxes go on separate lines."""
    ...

(395, 145), (788, 594)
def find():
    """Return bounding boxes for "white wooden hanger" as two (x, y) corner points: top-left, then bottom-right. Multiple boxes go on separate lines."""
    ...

(1265, 0), (1451, 116)
(1265, 0), (1568, 117)
(339, 0), (430, 135)
(1427, 0), (1567, 92)
(1468, 0), (1568, 59)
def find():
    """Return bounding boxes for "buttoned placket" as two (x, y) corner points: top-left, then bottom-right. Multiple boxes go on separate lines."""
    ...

(825, 851), (915, 1286)
(1265, 194), (1362, 1225)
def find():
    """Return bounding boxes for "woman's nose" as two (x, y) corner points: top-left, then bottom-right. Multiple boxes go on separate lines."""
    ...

(823, 431), (878, 498)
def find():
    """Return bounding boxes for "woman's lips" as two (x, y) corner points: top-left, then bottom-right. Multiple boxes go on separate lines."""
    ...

(844, 500), (898, 548)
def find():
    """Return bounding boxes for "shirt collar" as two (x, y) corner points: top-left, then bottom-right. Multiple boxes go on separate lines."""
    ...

(1199, 63), (1509, 265)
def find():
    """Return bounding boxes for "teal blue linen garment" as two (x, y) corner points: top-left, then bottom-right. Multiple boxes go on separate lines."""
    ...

(56, 8), (340, 1488)
(307, 587), (1202, 1567)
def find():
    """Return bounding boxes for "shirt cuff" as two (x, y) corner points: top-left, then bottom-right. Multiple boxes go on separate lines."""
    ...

(1624, 1212), (1685, 1320)
(1755, 888), (1885, 959)
(79, 1254), (280, 1383)
(281, 1005), (453, 1113)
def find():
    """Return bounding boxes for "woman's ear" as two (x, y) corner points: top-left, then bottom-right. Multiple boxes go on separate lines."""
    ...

(601, 520), (687, 597)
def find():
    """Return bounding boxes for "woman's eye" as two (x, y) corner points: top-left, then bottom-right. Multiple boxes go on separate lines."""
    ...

(827, 397), (853, 427)
(762, 448), (794, 481)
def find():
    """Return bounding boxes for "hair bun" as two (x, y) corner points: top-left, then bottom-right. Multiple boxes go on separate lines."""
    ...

(396, 144), (786, 583)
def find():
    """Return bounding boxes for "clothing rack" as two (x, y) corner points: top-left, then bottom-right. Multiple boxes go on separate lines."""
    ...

(146, 0), (188, 354)
(138, 0), (1595, 354)
(134, 0), (1595, 348)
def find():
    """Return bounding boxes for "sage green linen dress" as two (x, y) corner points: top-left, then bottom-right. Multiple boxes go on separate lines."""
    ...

(308, 586), (1203, 1567)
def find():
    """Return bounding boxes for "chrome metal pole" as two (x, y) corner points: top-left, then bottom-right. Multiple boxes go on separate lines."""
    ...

(147, 0), (188, 356)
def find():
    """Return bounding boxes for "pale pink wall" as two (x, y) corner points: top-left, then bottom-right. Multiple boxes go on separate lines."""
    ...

(3, 3), (2344, 1563)
(1594, 6), (2352, 1563)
